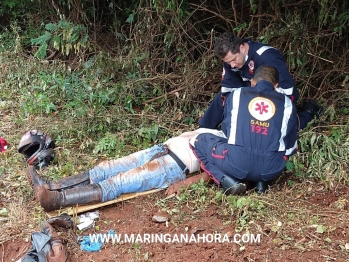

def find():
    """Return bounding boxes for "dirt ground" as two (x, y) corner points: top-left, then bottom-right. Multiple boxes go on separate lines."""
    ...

(1, 179), (349, 262)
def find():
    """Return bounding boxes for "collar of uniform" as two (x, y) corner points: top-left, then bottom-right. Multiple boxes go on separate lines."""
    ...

(244, 39), (252, 65)
(255, 80), (275, 91)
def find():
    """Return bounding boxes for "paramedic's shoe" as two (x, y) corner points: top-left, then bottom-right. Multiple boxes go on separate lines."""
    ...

(252, 181), (271, 194)
(220, 175), (247, 196)
(302, 99), (324, 118)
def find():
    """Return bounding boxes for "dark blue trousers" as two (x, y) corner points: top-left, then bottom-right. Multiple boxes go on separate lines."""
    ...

(191, 133), (286, 183)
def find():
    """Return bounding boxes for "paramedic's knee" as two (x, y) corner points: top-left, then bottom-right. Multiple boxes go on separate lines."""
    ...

(190, 133), (227, 149)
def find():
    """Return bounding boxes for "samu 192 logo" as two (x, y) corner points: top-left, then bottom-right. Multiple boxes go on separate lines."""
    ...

(248, 97), (275, 121)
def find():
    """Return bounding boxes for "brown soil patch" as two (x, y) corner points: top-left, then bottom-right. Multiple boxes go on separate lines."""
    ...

(2, 182), (349, 262)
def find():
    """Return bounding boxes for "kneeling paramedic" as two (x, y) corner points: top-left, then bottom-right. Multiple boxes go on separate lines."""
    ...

(191, 65), (298, 195)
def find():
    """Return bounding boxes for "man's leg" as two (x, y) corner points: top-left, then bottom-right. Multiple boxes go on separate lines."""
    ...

(27, 144), (169, 191)
(298, 99), (324, 130)
(190, 133), (246, 195)
(89, 144), (168, 183)
(35, 154), (185, 211)
(98, 154), (185, 202)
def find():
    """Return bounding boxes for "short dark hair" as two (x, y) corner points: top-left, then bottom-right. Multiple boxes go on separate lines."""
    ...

(253, 66), (279, 85)
(214, 32), (244, 59)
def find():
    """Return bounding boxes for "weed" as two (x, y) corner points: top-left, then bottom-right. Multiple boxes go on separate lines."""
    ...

(291, 127), (349, 187)
(128, 242), (143, 261)
(31, 20), (89, 59)
(138, 124), (159, 145)
(175, 178), (214, 211)
(0, 0), (31, 20)
(93, 132), (125, 156)
(287, 180), (296, 187)
(0, 26), (18, 51)
(226, 195), (265, 232)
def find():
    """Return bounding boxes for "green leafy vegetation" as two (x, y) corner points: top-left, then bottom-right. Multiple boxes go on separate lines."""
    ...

(31, 20), (89, 58)
(0, 0), (348, 252)
(0, 0), (347, 189)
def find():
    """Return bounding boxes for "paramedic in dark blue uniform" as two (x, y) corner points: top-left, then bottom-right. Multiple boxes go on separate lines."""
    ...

(191, 66), (298, 194)
(198, 32), (322, 130)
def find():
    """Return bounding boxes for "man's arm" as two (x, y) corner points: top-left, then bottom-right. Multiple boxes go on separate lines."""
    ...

(221, 63), (248, 92)
(165, 172), (211, 196)
(199, 63), (247, 129)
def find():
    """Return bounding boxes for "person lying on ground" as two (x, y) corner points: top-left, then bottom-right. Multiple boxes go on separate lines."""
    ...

(26, 128), (226, 212)
(191, 65), (298, 195)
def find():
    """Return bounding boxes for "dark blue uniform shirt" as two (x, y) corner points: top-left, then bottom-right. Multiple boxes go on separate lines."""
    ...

(221, 40), (299, 102)
(193, 80), (298, 183)
(199, 40), (300, 129)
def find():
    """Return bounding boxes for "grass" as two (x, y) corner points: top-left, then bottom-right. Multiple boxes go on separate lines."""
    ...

(0, 44), (349, 259)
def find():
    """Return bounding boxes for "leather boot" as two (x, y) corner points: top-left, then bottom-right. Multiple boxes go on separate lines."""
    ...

(36, 184), (103, 212)
(220, 175), (247, 196)
(27, 165), (90, 191)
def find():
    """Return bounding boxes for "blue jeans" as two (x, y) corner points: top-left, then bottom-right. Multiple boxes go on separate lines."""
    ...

(89, 145), (186, 202)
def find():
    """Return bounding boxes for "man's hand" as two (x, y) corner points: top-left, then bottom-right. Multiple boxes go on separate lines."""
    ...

(165, 172), (210, 196)
(165, 180), (189, 196)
